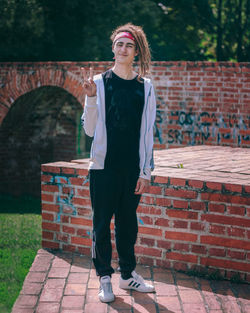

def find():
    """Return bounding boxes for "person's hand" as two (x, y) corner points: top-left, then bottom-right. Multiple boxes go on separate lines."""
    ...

(81, 67), (97, 97)
(135, 177), (150, 195)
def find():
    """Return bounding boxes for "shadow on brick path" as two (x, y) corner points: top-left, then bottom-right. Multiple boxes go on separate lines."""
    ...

(11, 249), (250, 313)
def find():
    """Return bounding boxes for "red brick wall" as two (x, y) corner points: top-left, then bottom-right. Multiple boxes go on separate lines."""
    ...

(41, 160), (250, 283)
(0, 61), (249, 149)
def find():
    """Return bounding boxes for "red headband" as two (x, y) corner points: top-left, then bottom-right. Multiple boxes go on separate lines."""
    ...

(113, 32), (135, 43)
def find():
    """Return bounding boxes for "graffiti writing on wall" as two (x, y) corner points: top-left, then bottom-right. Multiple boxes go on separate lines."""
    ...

(154, 106), (250, 146)
(53, 176), (77, 222)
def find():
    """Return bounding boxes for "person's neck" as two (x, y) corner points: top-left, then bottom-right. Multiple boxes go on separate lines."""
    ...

(112, 64), (136, 80)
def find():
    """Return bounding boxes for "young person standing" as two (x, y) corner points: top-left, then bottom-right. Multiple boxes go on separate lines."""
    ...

(81, 23), (156, 303)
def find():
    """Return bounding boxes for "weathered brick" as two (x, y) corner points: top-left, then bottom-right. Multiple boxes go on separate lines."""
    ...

(139, 226), (162, 237)
(188, 180), (204, 189)
(170, 178), (186, 186)
(165, 231), (197, 242)
(71, 217), (92, 227)
(206, 182), (222, 190)
(209, 248), (226, 257)
(208, 203), (225, 213)
(166, 252), (197, 263)
(202, 214), (250, 228)
(42, 222), (60, 232)
(155, 218), (169, 227)
(227, 205), (245, 216)
(190, 201), (206, 211)
(167, 209), (198, 219)
(172, 200), (189, 209)
(165, 188), (197, 199)
(71, 236), (91, 246)
(200, 257), (250, 272)
(201, 235), (250, 250)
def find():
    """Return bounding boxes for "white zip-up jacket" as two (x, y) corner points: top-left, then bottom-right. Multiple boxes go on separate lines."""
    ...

(81, 73), (156, 180)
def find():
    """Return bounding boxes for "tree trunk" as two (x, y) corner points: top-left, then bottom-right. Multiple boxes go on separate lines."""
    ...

(236, 0), (243, 61)
(216, 0), (223, 60)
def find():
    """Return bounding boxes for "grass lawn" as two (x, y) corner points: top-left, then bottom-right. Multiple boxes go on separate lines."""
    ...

(0, 195), (41, 313)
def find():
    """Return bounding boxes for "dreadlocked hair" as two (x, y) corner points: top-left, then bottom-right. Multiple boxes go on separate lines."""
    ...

(110, 23), (151, 79)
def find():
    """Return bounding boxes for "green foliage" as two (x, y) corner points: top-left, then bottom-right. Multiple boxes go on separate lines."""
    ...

(0, 213), (41, 312)
(0, 0), (249, 61)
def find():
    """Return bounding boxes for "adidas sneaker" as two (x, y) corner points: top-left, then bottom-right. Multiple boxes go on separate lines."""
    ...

(98, 275), (115, 303)
(119, 270), (155, 293)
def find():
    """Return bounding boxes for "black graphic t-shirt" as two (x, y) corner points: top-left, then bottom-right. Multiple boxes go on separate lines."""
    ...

(102, 69), (144, 172)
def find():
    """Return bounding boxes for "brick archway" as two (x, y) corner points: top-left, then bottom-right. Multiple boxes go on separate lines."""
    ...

(0, 62), (112, 125)
(0, 61), (249, 148)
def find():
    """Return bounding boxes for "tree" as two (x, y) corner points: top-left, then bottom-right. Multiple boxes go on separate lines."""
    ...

(0, 0), (249, 61)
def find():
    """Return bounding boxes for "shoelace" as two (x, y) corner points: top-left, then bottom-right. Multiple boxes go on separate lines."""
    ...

(132, 272), (144, 284)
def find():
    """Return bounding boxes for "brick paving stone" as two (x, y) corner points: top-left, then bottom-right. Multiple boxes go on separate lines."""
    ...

(61, 311), (85, 313)
(70, 264), (90, 272)
(87, 277), (100, 288)
(61, 295), (85, 309)
(11, 249), (250, 313)
(220, 299), (242, 313)
(177, 279), (199, 289)
(36, 302), (60, 313)
(86, 288), (100, 303)
(175, 272), (191, 280)
(11, 308), (35, 313)
(13, 294), (38, 308)
(108, 296), (132, 310)
(67, 272), (89, 283)
(52, 258), (71, 268)
(132, 292), (155, 304)
(44, 278), (66, 288)
(241, 303), (250, 313)
(32, 255), (53, 265)
(155, 282), (177, 296)
(84, 302), (108, 313)
(133, 303), (158, 313)
(74, 255), (92, 266)
(178, 289), (204, 303)
(182, 303), (207, 313)
(202, 292), (222, 310)
(37, 248), (54, 256)
(134, 265), (152, 279)
(20, 282), (43, 295)
(48, 266), (70, 278)
(29, 263), (51, 272)
(157, 295), (182, 311)
(39, 287), (64, 302)
(64, 283), (87, 295)
(25, 271), (47, 282)
(154, 272), (174, 284)
(109, 308), (131, 313)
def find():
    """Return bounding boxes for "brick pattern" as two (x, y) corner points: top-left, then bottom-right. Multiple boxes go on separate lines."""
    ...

(41, 147), (250, 283)
(11, 249), (250, 313)
(0, 61), (249, 148)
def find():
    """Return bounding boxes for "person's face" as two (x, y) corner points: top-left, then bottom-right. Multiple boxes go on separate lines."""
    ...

(112, 37), (138, 65)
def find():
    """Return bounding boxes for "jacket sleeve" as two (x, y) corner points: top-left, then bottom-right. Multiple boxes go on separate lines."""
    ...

(81, 95), (98, 137)
(140, 84), (156, 180)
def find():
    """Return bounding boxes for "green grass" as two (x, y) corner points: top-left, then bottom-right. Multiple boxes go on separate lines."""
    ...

(0, 195), (42, 313)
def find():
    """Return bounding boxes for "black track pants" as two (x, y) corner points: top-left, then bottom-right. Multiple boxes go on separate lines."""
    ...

(89, 168), (141, 277)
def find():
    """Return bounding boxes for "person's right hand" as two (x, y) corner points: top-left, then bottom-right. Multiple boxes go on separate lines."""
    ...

(81, 67), (97, 97)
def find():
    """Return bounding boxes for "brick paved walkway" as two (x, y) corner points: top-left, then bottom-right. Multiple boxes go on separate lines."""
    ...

(12, 249), (250, 313)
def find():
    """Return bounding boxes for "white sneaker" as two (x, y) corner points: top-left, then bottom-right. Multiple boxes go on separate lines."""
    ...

(119, 270), (155, 293)
(98, 275), (115, 303)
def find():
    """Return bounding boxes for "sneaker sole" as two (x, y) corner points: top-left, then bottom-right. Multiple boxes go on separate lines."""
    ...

(119, 285), (155, 293)
(99, 295), (115, 303)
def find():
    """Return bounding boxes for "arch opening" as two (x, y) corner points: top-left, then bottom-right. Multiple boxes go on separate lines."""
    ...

(0, 86), (91, 197)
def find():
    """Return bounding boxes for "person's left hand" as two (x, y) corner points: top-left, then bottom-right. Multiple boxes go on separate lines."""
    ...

(135, 177), (150, 194)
